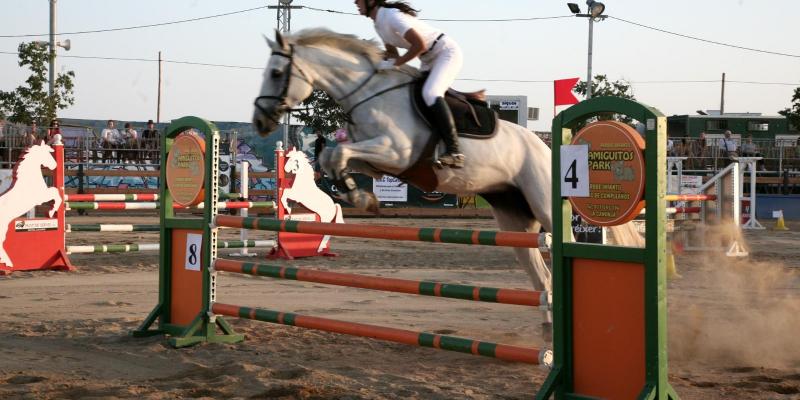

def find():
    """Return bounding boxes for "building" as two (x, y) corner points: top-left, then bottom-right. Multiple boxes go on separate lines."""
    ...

(667, 113), (797, 142)
(486, 95), (538, 128)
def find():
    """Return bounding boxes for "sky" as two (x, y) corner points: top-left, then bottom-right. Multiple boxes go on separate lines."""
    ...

(1, 0), (798, 132)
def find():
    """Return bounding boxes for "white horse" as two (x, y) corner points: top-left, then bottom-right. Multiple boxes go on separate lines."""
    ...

(281, 149), (344, 253)
(253, 29), (643, 294)
(0, 141), (61, 267)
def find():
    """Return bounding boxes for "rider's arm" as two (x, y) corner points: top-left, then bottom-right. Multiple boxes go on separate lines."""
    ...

(394, 28), (426, 66)
(384, 44), (400, 59)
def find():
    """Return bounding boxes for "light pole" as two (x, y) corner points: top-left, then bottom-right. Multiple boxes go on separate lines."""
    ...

(567, 1), (607, 99)
(47, 0), (71, 97)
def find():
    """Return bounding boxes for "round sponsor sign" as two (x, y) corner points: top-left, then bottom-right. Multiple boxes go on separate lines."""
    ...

(166, 133), (206, 207)
(569, 120), (645, 226)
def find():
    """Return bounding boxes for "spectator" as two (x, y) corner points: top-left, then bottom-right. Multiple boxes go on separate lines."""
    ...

(0, 120), (5, 166)
(25, 122), (40, 146)
(313, 131), (326, 162)
(101, 120), (123, 163)
(122, 122), (139, 163)
(666, 136), (675, 156)
(796, 136), (800, 158)
(741, 135), (760, 157)
(719, 130), (738, 162)
(678, 137), (691, 157)
(47, 119), (62, 144)
(141, 120), (159, 163)
(690, 132), (708, 169)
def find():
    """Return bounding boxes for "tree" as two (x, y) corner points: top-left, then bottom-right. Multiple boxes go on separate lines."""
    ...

(574, 74), (636, 100)
(574, 74), (636, 123)
(0, 42), (75, 125)
(778, 87), (800, 131)
(292, 89), (348, 136)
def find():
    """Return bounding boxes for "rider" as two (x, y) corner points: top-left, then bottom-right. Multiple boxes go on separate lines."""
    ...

(355, 0), (465, 168)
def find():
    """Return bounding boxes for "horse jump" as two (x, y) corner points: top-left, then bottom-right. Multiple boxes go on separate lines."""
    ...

(136, 101), (678, 399)
(0, 140), (72, 274)
(666, 159), (749, 256)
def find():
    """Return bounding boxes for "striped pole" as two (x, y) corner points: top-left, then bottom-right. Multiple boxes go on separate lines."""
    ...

(67, 243), (159, 254)
(214, 216), (550, 250)
(67, 202), (158, 210)
(66, 201), (275, 211)
(665, 194), (717, 201)
(217, 240), (276, 249)
(641, 207), (703, 215)
(66, 240), (275, 254)
(66, 224), (161, 232)
(214, 259), (547, 307)
(212, 303), (543, 364)
(670, 207), (702, 214)
(66, 193), (244, 202)
(191, 201), (275, 210)
(65, 193), (159, 202)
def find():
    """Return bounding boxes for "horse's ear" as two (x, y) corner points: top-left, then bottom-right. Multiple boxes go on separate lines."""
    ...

(275, 30), (289, 52)
(263, 34), (276, 50)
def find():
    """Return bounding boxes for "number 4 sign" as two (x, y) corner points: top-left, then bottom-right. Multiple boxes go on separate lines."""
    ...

(560, 145), (589, 197)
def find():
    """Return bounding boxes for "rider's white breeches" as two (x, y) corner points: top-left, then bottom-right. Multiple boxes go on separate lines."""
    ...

(420, 37), (463, 106)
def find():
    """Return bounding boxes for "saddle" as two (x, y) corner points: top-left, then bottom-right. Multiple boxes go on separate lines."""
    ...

(394, 77), (499, 191)
(411, 76), (498, 138)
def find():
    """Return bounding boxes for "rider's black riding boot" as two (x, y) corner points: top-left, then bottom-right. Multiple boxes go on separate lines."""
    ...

(429, 97), (465, 168)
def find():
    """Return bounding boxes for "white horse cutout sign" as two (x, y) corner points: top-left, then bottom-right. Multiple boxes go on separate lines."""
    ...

(269, 149), (343, 259)
(0, 141), (73, 274)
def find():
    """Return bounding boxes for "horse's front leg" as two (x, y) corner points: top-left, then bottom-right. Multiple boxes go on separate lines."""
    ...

(46, 187), (62, 218)
(319, 137), (401, 213)
(280, 188), (292, 216)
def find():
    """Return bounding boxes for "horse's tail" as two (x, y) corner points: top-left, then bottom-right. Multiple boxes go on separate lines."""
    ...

(334, 203), (344, 224)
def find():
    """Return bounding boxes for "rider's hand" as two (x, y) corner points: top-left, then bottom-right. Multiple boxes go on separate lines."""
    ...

(377, 59), (397, 70)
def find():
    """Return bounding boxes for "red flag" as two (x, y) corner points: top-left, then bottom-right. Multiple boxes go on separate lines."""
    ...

(554, 78), (580, 106)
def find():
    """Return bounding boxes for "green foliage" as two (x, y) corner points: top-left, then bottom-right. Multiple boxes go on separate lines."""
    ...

(574, 74), (636, 100)
(778, 87), (800, 131)
(0, 42), (75, 125)
(575, 74), (636, 123)
(292, 89), (347, 135)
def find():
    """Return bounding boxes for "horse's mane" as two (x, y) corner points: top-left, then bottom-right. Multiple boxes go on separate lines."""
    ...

(11, 143), (43, 180)
(287, 28), (384, 64)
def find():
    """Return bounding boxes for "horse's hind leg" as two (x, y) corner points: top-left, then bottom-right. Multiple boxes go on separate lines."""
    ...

(481, 192), (551, 292)
(0, 221), (12, 267)
(482, 191), (552, 341)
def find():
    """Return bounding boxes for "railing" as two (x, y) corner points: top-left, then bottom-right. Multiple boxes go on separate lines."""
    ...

(669, 137), (800, 173)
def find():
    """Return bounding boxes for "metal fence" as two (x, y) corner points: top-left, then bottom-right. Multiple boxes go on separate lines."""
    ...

(0, 123), (161, 169)
(669, 137), (800, 173)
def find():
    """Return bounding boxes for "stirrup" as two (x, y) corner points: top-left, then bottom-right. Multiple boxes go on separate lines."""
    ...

(437, 153), (465, 168)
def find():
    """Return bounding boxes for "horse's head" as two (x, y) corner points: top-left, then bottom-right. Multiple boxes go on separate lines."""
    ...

(253, 31), (315, 136)
(284, 149), (310, 175)
(24, 141), (57, 170)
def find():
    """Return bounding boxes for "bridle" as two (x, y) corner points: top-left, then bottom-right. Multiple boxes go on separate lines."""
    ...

(253, 44), (315, 127)
(253, 41), (415, 126)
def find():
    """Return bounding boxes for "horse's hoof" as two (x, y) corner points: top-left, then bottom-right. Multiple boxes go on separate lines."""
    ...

(349, 190), (380, 214)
